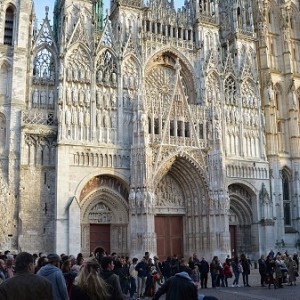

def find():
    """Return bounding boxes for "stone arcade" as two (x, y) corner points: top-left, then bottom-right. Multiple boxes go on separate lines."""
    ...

(1, 0), (300, 260)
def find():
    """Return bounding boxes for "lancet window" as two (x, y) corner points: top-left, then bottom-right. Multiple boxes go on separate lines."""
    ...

(32, 48), (56, 110)
(282, 170), (291, 227)
(4, 6), (14, 45)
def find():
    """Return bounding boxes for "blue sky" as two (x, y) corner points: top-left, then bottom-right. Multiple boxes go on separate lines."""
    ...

(35, 0), (185, 25)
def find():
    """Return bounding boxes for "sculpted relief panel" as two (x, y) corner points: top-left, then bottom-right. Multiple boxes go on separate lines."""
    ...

(155, 173), (185, 208)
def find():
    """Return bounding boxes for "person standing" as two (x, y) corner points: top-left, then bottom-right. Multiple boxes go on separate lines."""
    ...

(210, 256), (219, 288)
(231, 256), (241, 287)
(0, 252), (53, 300)
(37, 253), (69, 300)
(258, 255), (267, 287)
(100, 256), (125, 300)
(129, 258), (138, 300)
(199, 257), (209, 289)
(70, 258), (110, 300)
(135, 256), (148, 299)
(152, 271), (197, 300)
(240, 254), (250, 287)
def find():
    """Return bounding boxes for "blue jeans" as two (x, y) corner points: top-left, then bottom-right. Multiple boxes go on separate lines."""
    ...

(232, 271), (240, 285)
(130, 276), (136, 297)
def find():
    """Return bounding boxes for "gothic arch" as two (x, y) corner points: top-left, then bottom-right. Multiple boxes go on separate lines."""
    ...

(144, 46), (196, 103)
(153, 153), (209, 198)
(66, 43), (92, 69)
(228, 182), (258, 255)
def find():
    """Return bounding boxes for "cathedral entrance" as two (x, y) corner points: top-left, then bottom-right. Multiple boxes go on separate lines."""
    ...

(78, 175), (129, 257)
(229, 225), (237, 257)
(228, 183), (258, 257)
(90, 224), (110, 255)
(155, 216), (183, 260)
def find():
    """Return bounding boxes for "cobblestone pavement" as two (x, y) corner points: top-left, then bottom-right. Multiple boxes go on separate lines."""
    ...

(142, 268), (300, 300)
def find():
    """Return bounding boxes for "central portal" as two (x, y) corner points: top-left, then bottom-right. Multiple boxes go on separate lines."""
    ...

(155, 216), (183, 260)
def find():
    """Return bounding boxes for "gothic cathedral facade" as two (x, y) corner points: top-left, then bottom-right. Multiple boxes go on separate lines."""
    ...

(1, 0), (300, 260)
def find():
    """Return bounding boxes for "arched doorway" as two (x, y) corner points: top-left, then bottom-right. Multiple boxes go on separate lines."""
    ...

(79, 175), (129, 257)
(228, 183), (258, 258)
(154, 155), (210, 260)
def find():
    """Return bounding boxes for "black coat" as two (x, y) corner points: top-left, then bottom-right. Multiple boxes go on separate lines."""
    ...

(152, 272), (197, 300)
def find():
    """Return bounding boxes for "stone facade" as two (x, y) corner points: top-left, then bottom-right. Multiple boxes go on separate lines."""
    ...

(1, 0), (300, 260)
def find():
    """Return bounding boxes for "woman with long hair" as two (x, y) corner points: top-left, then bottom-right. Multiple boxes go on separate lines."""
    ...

(70, 258), (110, 300)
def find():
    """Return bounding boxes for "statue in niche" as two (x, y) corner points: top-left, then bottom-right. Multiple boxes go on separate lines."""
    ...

(65, 108), (71, 126)
(111, 113), (116, 128)
(136, 187), (143, 208)
(79, 89), (85, 106)
(129, 188), (136, 210)
(32, 89), (39, 107)
(80, 68), (85, 82)
(96, 91), (102, 106)
(142, 187), (147, 210)
(85, 89), (91, 106)
(97, 69), (103, 83)
(103, 110), (110, 128)
(123, 75), (128, 88)
(71, 108), (78, 125)
(72, 87), (78, 106)
(112, 72), (117, 86)
(104, 71), (110, 84)
(66, 68), (72, 81)
(48, 90), (54, 109)
(40, 90), (47, 108)
(139, 113), (147, 132)
(57, 104), (64, 124)
(111, 93), (116, 107)
(96, 110), (102, 128)
(78, 108), (84, 127)
(73, 68), (79, 81)
(84, 109), (90, 127)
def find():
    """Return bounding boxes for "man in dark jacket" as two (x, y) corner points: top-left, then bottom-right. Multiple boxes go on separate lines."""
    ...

(152, 271), (197, 300)
(100, 256), (125, 300)
(199, 257), (209, 288)
(0, 252), (53, 300)
(37, 253), (69, 300)
(135, 256), (149, 298)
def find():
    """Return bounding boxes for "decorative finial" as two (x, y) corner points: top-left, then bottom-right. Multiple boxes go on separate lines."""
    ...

(45, 6), (49, 16)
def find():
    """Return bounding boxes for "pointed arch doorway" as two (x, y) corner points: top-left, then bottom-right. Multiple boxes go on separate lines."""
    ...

(154, 155), (210, 259)
(228, 183), (258, 257)
(79, 175), (129, 257)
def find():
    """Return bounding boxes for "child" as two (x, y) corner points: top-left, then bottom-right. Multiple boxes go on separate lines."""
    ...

(192, 265), (201, 289)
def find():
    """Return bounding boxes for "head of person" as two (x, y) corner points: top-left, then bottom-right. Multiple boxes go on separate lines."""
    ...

(61, 256), (72, 272)
(47, 253), (61, 267)
(15, 252), (35, 273)
(76, 258), (110, 299)
(132, 258), (138, 264)
(0, 259), (5, 270)
(100, 256), (114, 271)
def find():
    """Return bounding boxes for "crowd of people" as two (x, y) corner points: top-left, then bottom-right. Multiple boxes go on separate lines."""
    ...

(0, 248), (298, 299)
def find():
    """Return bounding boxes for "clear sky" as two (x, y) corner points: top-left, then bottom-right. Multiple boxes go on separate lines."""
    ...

(34, 0), (185, 25)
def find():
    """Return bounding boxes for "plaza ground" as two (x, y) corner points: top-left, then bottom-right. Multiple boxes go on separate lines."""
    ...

(144, 268), (300, 300)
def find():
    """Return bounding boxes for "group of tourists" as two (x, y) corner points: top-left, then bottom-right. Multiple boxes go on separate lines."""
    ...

(258, 251), (299, 289)
(2, 247), (299, 299)
(0, 249), (220, 300)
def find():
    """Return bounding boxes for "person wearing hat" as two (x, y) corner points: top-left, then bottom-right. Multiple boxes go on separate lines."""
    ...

(0, 252), (53, 300)
(37, 253), (69, 300)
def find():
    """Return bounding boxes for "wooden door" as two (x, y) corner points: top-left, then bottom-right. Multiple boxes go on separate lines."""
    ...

(90, 224), (110, 254)
(229, 225), (236, 257)
(155, 216), (183, 260)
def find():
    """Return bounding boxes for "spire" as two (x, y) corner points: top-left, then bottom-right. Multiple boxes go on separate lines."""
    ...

(94, 0), (104, 31)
